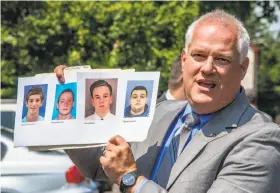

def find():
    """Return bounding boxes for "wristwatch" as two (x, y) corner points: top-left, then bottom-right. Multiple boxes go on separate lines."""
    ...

(119, 170), (141, 193)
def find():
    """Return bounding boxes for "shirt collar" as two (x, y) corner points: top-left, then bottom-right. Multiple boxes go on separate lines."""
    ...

(235, 86), (242, 99)
(181, 104), (214, 127)
(181, 87), (243, 126)
(165, 89), (175, 100)
(93, 112), (112, 120)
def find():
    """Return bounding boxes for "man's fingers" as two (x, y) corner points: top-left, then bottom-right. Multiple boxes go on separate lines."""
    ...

(106, 143), (117, 152)
(102, 143), (116, 157)
(54, 64), (67, 83)
(103, 149), (116, 158)
(109, 135), (127, 146)
(100, 149), (117, 166)
(101, 136), (137, 185)
(100, 156), (109, 167)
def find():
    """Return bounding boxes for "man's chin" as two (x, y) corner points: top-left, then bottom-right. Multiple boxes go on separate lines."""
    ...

(189, 94), (214, 105)
(131, 108), (144, 115)
(60, 112), (71, 116)
(29, 110), (38, 115)
(96, 110), (109, 115)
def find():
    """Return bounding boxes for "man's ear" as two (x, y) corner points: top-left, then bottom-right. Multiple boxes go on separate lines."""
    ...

(39, 100), (43, 107)
(241, 57), (249, 80)
(177, 74), (183, 83)
(91, 98), (95, 107)
(109, 95), (113, 104)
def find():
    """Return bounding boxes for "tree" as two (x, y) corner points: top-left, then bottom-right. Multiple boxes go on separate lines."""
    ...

(257, 32), (280, 118)
(2, 0), (279, 117)
(199, 1), (280, 45)
(1, 1), (199, 98)
(1, 1), (46, 97)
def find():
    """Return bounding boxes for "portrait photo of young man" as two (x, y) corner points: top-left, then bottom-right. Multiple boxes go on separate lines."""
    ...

(85, 79), (117, 121)
(124, 80), (154, 118)
(22, 85), (47, 123)
(52, 83), (76, 120)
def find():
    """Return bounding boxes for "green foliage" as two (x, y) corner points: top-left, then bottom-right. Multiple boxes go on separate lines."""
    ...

(1, 1), (279, 119)
(199, 1), (280, 51)
(257, 32), (280, 118)
(1, 1), (199, 98)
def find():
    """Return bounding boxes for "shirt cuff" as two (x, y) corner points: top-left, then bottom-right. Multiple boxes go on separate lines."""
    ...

(134, 177), (149, 193)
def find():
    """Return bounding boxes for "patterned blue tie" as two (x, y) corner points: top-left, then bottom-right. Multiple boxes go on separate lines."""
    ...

(177, 113), (200, 156)
(155, 113), (200, 187)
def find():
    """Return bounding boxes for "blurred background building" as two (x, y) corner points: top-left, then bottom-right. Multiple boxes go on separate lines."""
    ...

(241, 44), (260, 99)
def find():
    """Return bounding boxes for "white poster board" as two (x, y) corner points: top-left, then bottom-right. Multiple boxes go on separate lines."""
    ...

(14, 70), (160, 149)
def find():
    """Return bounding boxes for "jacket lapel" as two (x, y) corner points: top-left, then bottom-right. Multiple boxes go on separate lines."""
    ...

(135, 101), (186, 178)
(166, 122), (227, 189)
(166, 89), (251, 189)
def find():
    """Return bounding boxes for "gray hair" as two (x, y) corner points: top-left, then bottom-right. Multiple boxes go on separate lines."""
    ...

(185, 10), (250, 64)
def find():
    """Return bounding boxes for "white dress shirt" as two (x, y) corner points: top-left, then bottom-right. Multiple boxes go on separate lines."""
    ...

(165, 89), (175, 100)
(85, 112), (115, 120)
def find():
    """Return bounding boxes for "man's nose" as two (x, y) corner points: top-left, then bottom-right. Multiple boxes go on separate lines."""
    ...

(200, 57), (215, 74)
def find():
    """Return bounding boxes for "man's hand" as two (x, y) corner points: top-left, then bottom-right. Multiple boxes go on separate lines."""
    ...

(100, 135), (137, 185)
(54, 64), (67, 83)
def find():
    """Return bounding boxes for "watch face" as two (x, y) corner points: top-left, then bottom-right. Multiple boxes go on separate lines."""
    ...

(122, 173), (136, 186)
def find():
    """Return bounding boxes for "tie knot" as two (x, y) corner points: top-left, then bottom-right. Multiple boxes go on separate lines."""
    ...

(184, 113), (200, 128)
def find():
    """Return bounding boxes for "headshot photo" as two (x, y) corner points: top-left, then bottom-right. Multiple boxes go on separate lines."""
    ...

(22, 84), (48, 123)
(52, 83), (76, 120)
(124, 80), (154, 118)
(85, 79), (118, 121)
